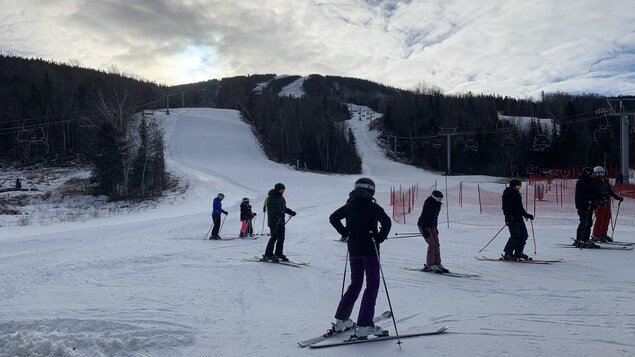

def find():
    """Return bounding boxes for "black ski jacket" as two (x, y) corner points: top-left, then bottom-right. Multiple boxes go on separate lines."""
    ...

(575, 174), (597, 210)
(330, 188), (392, 256)
(417, 196), (442, 228)
(266, 189), (293, 227)
(240, 202), (254, 221)
(502, 187), (530, 223)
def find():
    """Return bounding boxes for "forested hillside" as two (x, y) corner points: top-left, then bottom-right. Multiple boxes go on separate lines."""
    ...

(2, 55), (633, 185)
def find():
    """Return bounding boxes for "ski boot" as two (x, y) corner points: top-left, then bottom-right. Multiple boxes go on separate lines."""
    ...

(514, 253), (532, 261)
(261, 255), (279, 263)
(354, 325), (388, 339)
(502, 253), (517, 261)
(332, 318), (355, 333)
(274, 254), (289, 262)
(436, 263), (450, 273)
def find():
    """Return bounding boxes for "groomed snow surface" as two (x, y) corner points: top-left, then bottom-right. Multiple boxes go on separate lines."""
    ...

(1, 107), (634, 357)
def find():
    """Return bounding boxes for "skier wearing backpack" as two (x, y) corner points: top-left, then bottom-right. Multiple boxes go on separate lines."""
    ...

(417, 190), (447, 273)
(329, 177), (392, 339)
(501, 179), (534, 260)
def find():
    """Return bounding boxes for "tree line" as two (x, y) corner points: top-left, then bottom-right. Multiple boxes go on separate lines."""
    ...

(0, 55), (168, 199)
(2, 55), (632, 199)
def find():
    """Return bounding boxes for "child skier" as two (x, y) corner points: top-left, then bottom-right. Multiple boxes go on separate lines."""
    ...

(239, 197), (256, 237)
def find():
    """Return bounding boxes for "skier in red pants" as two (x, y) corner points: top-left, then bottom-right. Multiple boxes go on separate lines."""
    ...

(591, 166), (623, 242)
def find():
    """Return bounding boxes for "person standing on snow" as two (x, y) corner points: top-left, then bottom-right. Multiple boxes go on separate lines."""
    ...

(329, 178), (392, 339)
(262, 183), (296, 262)
(591, 166), (623, 242)
(417, 190), (448, 273)
(574, 167), (599, 248)
(501, 179), (534, 260)
(210, 193), (228, 240)
(239, 197), (256, 237)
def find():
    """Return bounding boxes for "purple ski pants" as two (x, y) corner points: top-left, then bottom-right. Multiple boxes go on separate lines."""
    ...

(334, 255), (380, 327)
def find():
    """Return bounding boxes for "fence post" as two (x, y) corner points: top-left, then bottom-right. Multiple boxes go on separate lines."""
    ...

(478, 184), (483, 214)
(402, 192), (406, 224)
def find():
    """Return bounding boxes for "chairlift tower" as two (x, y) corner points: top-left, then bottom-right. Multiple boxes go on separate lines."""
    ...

(164, 91), (185, 115)
(439, 127), (458, 174)
(604, 99), (633, 184)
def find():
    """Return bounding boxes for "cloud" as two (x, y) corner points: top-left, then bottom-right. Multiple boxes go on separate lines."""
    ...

(1, 0), (634, 97)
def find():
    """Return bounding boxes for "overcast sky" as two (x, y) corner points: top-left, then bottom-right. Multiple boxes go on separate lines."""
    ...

(2, 0), (635, 98)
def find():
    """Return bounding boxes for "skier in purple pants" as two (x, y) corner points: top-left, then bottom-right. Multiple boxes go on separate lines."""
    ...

(329, 178), (392, 338)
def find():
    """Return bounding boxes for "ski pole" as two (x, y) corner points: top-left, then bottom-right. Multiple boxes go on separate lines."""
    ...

(394, 232), (421, 236)
(372, 238), (402, 349)
(530, 218), (537, 254)
(219, 214), (227, 234)
(340, 249), (348, 298)
(610, 201), (622, 240)
(478, 223), (508, 253)
(203, 222), (213, 240)
(388, 234), (421, 239)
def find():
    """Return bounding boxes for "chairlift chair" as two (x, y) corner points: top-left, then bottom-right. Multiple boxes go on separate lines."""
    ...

(465, 138), (478, 151)
(502, 135), (515, 147)
(532, 134), (551, 151)
(16, 129), (35, 143)
(465, 134), (478, 151)
(593, 125), (613, 142)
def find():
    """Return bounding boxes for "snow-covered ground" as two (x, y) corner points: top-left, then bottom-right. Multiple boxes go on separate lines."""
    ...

(1, 107), (634, 357)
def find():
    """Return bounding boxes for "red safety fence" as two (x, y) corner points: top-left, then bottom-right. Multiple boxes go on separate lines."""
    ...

(390, 179), (635, 227)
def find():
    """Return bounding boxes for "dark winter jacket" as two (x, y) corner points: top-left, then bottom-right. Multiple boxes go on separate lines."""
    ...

(575, 174), (597, 210)
(212, 197), (227, 217)
(266, 189), (294, 227)
(502, 187), (530, 223)
(594, 177), (621, 206)
(329, 188), (392, 256)
(240, 202), (255, 221)
(417, 196), (442, 229)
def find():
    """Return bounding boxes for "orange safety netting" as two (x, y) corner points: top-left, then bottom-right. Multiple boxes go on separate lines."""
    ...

(390, 179), (634, 228)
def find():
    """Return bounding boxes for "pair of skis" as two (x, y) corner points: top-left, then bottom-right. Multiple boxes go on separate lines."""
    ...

(558, 238), (634, 250)
(298, 310), (448, 349)
(243, 256), (310, 267)
(475, 256), (563, 264)
(404, 267), (479, 278)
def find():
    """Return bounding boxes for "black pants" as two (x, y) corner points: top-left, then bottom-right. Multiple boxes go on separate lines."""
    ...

(576, 209), (593, 242)
(504, 220), (528, 256)
(265, 222), (286, 256)
(211, 215), (221, 238)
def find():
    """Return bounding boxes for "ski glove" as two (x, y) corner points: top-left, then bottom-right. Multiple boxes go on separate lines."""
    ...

(618, 196), (624, 202)
(525, 214), (534, 220)
(289, 210), (297, 217)
(222, 210), (228, 215)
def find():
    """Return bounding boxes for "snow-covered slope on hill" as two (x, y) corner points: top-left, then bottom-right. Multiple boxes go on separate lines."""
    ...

(1, 108), (633, 357)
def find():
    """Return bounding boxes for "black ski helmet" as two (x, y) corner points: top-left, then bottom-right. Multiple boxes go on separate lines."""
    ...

(582, 167), (594, 176)
(242, 197), (249, 203)
(274, 183), (286, 191)
(217, 193), (225, 199)
(355, 177), (375, 195)
(509, 179), (522, 187)
(431, 190), (443, 199)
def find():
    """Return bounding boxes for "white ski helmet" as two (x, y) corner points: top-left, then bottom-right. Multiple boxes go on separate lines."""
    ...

(593, 166), (605, 176)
